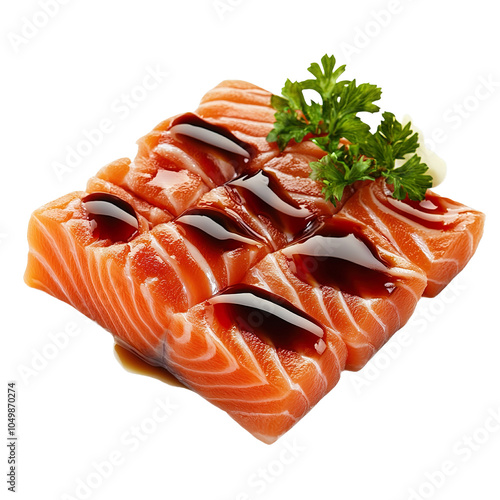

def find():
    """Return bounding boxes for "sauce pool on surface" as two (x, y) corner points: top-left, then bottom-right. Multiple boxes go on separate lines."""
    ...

(114, 343), (187, 389)
(169, 113), (254, 164)
(227, 170), (316, 242)
(209, 284), (327, 356)
(283, 220), (396, 298)
(383, 185), (460, 230)
(175, 207), (264, 252)
(82, 192), (139, 243)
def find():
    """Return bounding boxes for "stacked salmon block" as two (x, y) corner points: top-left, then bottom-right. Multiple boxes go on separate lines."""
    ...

(25, 81), (484, 443)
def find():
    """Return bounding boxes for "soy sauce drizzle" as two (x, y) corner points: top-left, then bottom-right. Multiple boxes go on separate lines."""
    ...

(169, 113), (254, 160)
(209, 284), (326, 356)
(175, 207), (264, 252)
(383, 184), (459, 230)
(82, 192), (139, 243)
(226, 170), (316, 242)
(114, 343), (187, 389)
(283, 219), (396, 298)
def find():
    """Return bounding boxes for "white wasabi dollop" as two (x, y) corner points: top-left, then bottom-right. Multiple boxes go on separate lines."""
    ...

(394, 115), (447, 187)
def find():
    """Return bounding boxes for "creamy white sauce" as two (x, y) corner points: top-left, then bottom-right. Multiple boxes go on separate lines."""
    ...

(395, 115), (447, 187)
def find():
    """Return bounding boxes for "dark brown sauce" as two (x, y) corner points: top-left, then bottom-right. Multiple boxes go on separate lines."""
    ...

(114, 343), (187, 389)
(175, 207), (264, 252)
(169, 113), (254, 170)
(209, 284), (326, 356)
(383, 185), (459, 230)
(285, 219), (396, 298)
(226, 170), (317, 242)
(82, 192), (139, 243)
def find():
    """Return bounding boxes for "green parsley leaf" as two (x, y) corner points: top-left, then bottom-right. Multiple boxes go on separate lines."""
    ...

(361, 111), (420, 168)
(266, 54), (382, 153)
(301, 54), (347, 101)
(266, 109), (314, 152)
(310, 146), (378, 206)
(266, 55), (434, 203)
(384, 155), (433, 200)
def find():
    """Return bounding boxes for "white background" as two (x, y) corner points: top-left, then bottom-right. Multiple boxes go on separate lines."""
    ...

(1, 1), (499, 499)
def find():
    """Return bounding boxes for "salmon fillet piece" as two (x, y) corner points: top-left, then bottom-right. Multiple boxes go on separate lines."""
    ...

(164, 285), (347, 443)
(339, 179), (485, 297)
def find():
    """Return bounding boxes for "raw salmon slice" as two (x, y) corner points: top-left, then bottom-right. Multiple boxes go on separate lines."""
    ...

(339, 179), (485, 297)
(163, 284), (347, 443)
(25, 193), (175, 358)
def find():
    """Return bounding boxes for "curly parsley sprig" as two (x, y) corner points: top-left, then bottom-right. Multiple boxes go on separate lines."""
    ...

(266, 55), (433, 205)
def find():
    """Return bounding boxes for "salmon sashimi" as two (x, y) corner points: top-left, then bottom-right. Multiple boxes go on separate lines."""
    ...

(163, 284), (347, 444)
(25, 78), (484, 443)
(196, 80), (279, 166)
(339, 179), (485, 297)
(25, 192), (176, 359)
